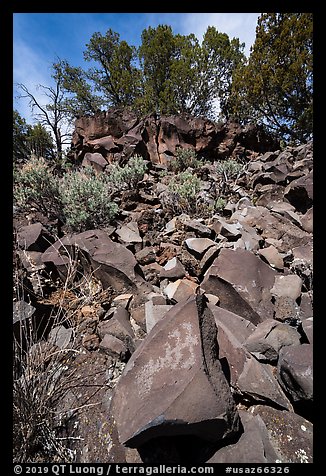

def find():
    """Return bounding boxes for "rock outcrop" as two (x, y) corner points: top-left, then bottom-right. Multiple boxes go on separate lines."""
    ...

(70, 108), (279, 166)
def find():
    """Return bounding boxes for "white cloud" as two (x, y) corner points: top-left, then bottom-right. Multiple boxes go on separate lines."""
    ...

(13, 38), (54, 123)
(181, 13), (260, 56)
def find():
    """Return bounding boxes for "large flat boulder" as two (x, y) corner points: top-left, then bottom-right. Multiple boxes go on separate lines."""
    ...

(42, 229), (143, 293)
(111, 295), (240, 448)
(202, 248), (278, 325)
(213, 309), (292, 410)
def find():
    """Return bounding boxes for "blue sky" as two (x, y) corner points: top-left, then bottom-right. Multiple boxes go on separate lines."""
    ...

(13, 13), (260, 123)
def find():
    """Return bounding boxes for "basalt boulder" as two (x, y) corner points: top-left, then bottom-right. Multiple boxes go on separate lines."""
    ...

(202, 248), (278, 325)
(111, 295), (240, 448)
(41, 229), (144, 293)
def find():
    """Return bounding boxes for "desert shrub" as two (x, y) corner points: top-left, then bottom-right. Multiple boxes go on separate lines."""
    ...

(13, 248), (113, 462)
(215, 159), (244, 179)
(168, 148), (201, 173)
(14, 159), (118, 232)
(214, 197), (227, 212)
(59, 167), (118, 232)
(13, 157), (62, 219)
(106, 155), (147, 189)
(165, 171), (202, 214)
(13, 338), (78, 462)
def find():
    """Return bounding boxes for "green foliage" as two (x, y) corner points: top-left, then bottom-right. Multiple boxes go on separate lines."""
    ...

(167, 171), (201, 214)
(106, 155), (148, 189)
(52, 59), (104, 117)
(138, 25), (178, 115)
(215, 159), (244, 179)
(230, 13), (313, 143)
(13, 158), (62, 219)
(56, 25), (245, 119)
(60, 167), (118, 232)
(13, 111), (55, 162)
(214, 197), (227, 212)
(137, 25), (245, 118)
(13, 110), (30, 163)
(201, 27), (246, 117)
(168, 148), (200, 173)
(27, 123), (55, 160)
(14, 158), (118, 231)
(83, 29), (141, 108)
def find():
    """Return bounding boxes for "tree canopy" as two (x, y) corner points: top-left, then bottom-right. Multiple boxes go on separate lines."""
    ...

(13, 110), (54, 163)
(229, 13), (313, 143)
(57, 24), (245, 120)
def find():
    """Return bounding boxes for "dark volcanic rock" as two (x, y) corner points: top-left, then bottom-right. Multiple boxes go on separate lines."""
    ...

(42, 229), (144, 293)
(111, 295), (240, 448)
(284, 171), (313, 214)
(202, 248), (278, 325)
(243, 319), (301, 363)
(214, 312), (292, 410)
(207, 410), (279, 463)
(82, 152), (108, 172)
(251, 405), (313, 463)
(70, 108), (279, 166)
(277, 344), (313, 404)
(16, 222), (54, 252)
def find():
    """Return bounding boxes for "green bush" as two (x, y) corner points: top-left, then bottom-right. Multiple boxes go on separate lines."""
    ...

(60, 167), (118, 232)
(14, 158), (118, 232)
(168, 148), (200, 173)
(106, 155), (147, 189)
(166, 171), (201, 214)
(215, 159), (244, 179)
(214, 197), (227, 212)
(13, 157), (62, 219)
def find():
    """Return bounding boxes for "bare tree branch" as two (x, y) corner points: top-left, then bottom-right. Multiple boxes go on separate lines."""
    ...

(16, 80), (73, 159)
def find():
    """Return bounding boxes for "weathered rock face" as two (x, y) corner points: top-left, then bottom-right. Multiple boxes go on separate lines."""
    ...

(202, 248), (278, 325)
(277, 344), (313, 404)
(111, 295), (240, 448)
(41, 229), (144, 293)
(250, 405), (313, 463)
(207, 410), (279, 463)
(70, 108), (279, 166)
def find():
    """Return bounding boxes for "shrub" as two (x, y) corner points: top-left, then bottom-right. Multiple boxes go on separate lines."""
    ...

(59, 167), (118, 232)
(214, 197), (227, 212)
(13, 157), (62, 219)
(14, 159), (119, 232)
(13, 249), (114, 463)
(166, 171), (201, 214)
(106, 155), (147, 189)
(168, 148), (200, 173)
(215, 159), (244, 179)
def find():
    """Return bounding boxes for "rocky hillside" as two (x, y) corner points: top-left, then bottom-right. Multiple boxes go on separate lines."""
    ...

(13, 111), (313, 464)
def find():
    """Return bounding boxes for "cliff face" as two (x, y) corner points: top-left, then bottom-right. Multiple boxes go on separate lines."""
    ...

(70, 108), (280, 168)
